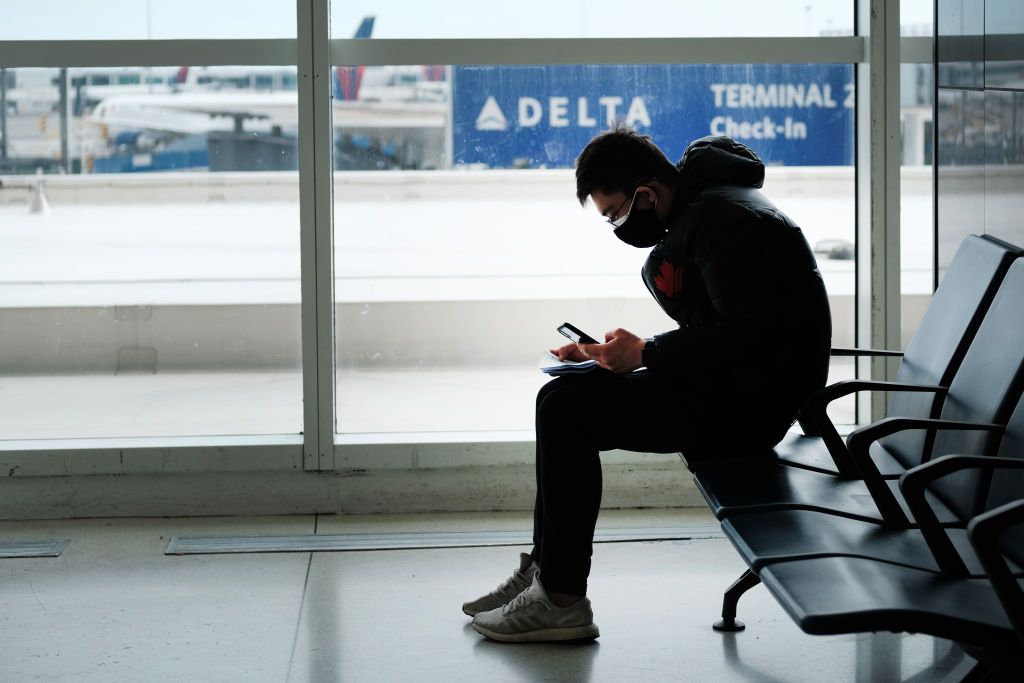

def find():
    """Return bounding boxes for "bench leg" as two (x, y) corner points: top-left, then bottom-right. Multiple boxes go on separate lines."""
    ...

(713, 568), (761, 632)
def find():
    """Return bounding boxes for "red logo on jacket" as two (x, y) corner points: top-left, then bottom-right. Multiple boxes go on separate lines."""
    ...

(654, 260), (685, 298)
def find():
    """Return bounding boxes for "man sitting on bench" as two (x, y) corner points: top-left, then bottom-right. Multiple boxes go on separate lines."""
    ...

(465, 127), (833, 643)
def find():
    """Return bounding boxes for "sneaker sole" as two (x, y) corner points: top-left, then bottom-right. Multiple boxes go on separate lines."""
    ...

(472, 621), (600, 643)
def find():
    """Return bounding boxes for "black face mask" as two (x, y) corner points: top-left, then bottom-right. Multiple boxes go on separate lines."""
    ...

(612, 189), (665, 248)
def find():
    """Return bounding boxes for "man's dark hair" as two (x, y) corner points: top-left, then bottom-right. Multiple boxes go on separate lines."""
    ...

(574, 124), (678, 206)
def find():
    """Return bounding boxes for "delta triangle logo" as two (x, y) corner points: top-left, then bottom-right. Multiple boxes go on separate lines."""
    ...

(475, 96), (508, 131)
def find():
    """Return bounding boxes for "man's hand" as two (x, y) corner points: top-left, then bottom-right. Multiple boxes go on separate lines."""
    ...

(577, 328), (645, 374)
(549, 342), (589, 363)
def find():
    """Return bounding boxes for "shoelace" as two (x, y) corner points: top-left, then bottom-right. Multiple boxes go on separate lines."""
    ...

(501, 585), (537, 615)
(493, 567), (531, 595)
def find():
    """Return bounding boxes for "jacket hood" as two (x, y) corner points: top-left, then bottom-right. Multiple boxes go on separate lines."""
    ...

(674, 136), (765, 208)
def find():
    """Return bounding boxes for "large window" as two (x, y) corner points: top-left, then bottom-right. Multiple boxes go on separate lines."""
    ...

(0, 1), (918, 468)
(331, 62), (858, 435)
(0, 60), (302, 439)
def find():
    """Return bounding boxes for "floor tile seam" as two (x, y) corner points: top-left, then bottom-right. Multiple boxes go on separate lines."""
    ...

(284, 514), (317, 683)
(166, 533), (725, 556)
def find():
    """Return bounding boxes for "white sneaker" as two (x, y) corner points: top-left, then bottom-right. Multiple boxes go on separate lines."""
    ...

(472, 574), (600, 643)
(462, 553), (539, 617)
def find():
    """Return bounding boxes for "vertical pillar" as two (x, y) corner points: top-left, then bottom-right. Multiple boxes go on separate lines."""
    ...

(856, 0), (902, 423)
(58, 67), (70, 173)
(297, 0), (336, 470)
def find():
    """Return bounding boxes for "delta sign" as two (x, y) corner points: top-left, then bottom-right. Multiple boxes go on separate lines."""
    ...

(452, 64), (854, 168)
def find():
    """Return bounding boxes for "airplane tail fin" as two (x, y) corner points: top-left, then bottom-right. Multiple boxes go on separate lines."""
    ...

(335, 66), (366, 101)
(174, 66), (189, 85)
(336, 17), (373, 100)
(423, 65), (446, 82)
(353, 16), (374, 39)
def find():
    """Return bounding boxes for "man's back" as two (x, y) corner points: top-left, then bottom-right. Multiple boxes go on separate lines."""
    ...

(642, 137), (832, 439)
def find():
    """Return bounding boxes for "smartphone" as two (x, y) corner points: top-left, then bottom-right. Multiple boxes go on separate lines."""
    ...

(557, 322), (601, 346)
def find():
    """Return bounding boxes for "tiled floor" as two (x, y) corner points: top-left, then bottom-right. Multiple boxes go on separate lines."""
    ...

(0, 510), (974, 682)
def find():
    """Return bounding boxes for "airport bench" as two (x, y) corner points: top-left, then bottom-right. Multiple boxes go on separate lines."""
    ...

(694, 253), (1024, 635)
(783, 234), (1021, 479)
(719, 326), (1024, 598)
(691, 248), (1024, 531)
(759, 452), (1024, 679)
(690, 239), (1024, 678)
(715, 391), (1024, 678)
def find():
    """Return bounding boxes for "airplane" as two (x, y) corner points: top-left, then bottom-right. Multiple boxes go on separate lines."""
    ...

(4, 65), (299, 117)
(86, 15), (448, 134)
(78, 16), (448, 172)
(334, 16), (448, 103)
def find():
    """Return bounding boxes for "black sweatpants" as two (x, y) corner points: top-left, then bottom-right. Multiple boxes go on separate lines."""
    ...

(530, 369), (703, 596)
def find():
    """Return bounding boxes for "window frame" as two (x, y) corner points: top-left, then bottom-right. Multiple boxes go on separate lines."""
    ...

(0, 0), (929, 476)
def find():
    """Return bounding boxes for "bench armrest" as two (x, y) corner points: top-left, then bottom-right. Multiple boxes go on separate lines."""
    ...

(969, 498), (1024, 644)
(848, 418), (1004, 458)
(844, 420), (1005, 531)
(830, 347), (905, 358)
(807, 380), (947, 409)
(901, 455), (1023, 577)
(798, 381), (949, 478)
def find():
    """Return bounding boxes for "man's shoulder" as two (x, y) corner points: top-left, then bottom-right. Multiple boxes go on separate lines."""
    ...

(674, 187), (769, 230)
(686, 187), (796, 234)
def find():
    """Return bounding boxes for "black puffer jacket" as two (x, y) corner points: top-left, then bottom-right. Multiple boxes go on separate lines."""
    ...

(641, 136), (832, 443)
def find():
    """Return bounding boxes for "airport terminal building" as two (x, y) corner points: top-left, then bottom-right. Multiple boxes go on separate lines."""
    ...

(1, 1), (1023, 680)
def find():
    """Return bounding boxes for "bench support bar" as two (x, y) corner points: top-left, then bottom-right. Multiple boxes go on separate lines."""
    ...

(712, 568), (761, 632)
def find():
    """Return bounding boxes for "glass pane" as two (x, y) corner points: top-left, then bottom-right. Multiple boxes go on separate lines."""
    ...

(902, 0), (935, 35)
(937, 0), (984, 88)
(900, 62), (934, 346)
(0, 66), (302, 440)
(936, 88), (985, 278)
(986, 0), (1024, 90)
(331, 2), (854, 40)
(332, 63), (857, 435)
(984, 90), (1024, 250)
(1, 1), (296, 40)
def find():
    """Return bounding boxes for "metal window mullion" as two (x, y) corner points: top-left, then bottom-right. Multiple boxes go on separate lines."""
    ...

(0, 440), (304, 475)
(297, 0), (320, 470)
(329, 36), (866, 66)
(311, 0), (336, 470)
(855, 0), (902, 424)
(0, 39), (297, 68)
(0, 36), (932, 69)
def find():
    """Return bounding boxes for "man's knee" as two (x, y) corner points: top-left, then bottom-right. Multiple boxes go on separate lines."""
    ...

(536, 378), (590, 426)
(535, 377), (564, 408)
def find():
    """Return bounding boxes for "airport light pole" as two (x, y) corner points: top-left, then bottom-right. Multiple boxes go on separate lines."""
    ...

(58, 67), (69, 173)
(0, 67), (8, 160)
